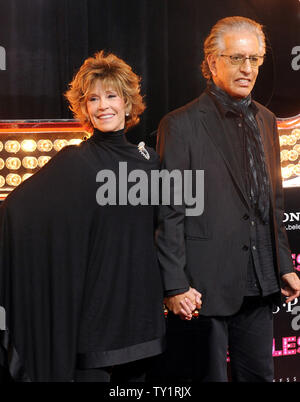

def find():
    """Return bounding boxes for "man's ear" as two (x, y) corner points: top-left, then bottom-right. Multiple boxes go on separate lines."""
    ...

(207, 54), (217, 77)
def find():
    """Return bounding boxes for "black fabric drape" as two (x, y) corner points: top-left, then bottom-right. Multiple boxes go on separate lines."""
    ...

(0, 0), (299, 146)
(0, 133), (165, 381)
(0, 0), (170, 146)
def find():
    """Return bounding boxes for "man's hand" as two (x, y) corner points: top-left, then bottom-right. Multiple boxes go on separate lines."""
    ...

(164, 287), (202, 320)
(281, 272), (300, 303)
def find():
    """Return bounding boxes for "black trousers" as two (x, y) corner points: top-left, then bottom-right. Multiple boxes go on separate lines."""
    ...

(75, 357), (150, 382)
(148, 296), (274, 382)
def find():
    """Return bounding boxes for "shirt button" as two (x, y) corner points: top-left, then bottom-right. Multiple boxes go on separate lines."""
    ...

(252, 245), (256, 250)
(251, 220), (255, 226)
(238, 123), (242, 127)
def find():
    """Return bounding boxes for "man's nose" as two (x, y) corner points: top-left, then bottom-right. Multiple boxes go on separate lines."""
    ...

(240, 58), (252, 73)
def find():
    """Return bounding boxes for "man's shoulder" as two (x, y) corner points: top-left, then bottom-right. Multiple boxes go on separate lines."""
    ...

(253, 100), (276, 122)
(161, 92), (212, 123)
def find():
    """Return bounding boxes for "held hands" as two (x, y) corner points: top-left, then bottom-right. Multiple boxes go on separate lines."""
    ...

(164, 287), (202, 320)
(281, 272), (300, 303)
(163, 273), (300, 319)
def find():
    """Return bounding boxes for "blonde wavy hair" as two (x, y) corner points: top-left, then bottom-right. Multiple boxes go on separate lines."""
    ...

(201, 16), (266, 80)
(65, 50), (145, 132)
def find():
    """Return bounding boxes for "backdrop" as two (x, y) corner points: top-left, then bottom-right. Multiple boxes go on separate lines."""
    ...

(0, 0), (300, 383)
(0, 0), (300, 145)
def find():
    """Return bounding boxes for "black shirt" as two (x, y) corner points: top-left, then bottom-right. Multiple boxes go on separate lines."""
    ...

(214, 101), (280, 296)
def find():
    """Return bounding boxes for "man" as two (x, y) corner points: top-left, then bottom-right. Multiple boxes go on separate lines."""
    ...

(155, 16), (300, 382)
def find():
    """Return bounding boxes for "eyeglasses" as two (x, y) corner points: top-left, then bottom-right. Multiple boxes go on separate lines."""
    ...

(220, 54), (265, 67)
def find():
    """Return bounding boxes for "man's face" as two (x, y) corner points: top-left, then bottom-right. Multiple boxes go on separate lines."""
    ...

(208, 30), (263, 99)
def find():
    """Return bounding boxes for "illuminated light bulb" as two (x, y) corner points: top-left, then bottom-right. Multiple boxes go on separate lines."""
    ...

(293, 165), (300, 176)
(38, 156), (51, 167)
(0, 175), (5, 187)
(6, 173), (21, 187)
(279, 135), (288, 146)
(282, 165), (294, 179)
(279, 137), (286, 147)
(21, 139), (37, 152)
(280, 149), (289, 162)
(5, 140), (20, 153)
(284, 169), (292, 179)
(68, 138), (82, 146)
(53, 139), (68, 152)
(22, 173), (33, 181)
(6, 157), (21, 170)
(281, 167), (287, 179)
(288, 150), (298, 162)
(22, 156), (38, 169)
(292, 129), (300, 140)
(293, 144), (300, 153)
(287, 135), (297, 146)
(0, 141), (3, 152)
(37, 139), (53, 152)
(0, 158), (4, 170)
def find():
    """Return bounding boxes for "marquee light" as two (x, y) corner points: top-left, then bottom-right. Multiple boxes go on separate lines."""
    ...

(21, 139), (37, 152)
(5, 140), (20, 153)
(6, 173), (21, 187)
(6, 157), (21, 170)
(0, 120), (87, 199)
(22, 156), (38, 169)
(37, 139), (53, 152)
(278, 120), (300, 186)
(38, 156), (51, 168)
(22, 173), (33, 181)
(53, 139), (68, 151)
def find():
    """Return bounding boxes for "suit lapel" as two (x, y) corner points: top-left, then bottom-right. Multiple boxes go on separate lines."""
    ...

(197, 94), (250, 209)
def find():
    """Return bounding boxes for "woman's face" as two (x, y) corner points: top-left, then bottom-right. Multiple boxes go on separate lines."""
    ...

(86, 79), (127, 132)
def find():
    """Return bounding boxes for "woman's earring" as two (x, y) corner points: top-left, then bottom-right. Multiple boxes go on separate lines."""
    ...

(125, 112), (129, 117)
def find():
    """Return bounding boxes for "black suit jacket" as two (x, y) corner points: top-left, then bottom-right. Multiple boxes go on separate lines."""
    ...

(156, 92), (294, 316)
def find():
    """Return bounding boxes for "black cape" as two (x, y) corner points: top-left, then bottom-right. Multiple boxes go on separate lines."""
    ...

(0, 129), (165, 381)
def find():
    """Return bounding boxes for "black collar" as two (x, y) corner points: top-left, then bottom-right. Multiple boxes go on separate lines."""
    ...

(90, 128), (127, 145)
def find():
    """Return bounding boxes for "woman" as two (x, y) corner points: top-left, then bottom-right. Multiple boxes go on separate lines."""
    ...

(0, 51), (165, 382)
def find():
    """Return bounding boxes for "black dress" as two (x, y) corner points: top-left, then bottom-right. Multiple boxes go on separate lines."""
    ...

(0, 128), (165, 381)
